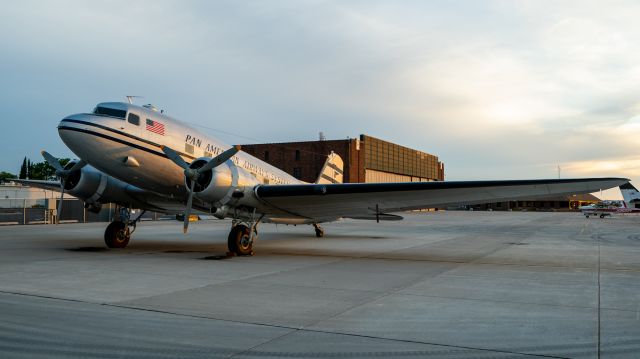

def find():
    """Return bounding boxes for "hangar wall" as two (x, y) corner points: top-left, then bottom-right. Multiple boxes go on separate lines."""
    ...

(242, 134), (444, 183)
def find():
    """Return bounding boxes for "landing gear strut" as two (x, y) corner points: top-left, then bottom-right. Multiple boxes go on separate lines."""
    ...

(313, 223), (324, 238)
(104, 206), (145, 248)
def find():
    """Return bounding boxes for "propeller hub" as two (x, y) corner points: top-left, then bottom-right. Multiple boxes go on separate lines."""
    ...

(185, 168), (199, 180)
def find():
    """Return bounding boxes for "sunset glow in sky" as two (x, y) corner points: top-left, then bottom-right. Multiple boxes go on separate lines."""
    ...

(1, 1), (639, 198)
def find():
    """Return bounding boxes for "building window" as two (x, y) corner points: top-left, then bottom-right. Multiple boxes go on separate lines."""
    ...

(293, 167), (302, 179)
(127, 113), (140, 125)
(295, 150), (301, 161)
(264, 151), (269, 161)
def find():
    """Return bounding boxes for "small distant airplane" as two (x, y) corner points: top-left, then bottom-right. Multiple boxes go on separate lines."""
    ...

(580, 183), (640, 218)
(16, 100), (628, 255)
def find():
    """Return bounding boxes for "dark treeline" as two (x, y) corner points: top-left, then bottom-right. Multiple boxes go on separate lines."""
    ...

(9, 156), (71, 182)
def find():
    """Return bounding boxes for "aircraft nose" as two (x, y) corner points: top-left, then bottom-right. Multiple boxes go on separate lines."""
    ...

(57, 113), (103, 155)
(58, 113), (93, 134)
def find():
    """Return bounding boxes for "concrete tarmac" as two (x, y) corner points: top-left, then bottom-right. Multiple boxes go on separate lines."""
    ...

(0, 211), (638, 358)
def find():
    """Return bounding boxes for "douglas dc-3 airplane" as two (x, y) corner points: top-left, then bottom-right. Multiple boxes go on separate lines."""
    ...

(19, 101), (628, 256)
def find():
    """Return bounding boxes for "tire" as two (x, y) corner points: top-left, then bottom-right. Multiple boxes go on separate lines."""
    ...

(315, 228), (324, 238)
(104, 221), (130, 248)
(228, 225), (254, 256)
(227, 227), (238, 253)
(600, 214), (605, 219)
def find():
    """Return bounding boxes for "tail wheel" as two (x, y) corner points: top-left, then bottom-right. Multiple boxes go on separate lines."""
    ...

(104, 221), (130, 248)
(228, 225), (254, 256)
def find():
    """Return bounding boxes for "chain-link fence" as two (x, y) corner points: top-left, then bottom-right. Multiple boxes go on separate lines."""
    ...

(0, 199), (169, 225)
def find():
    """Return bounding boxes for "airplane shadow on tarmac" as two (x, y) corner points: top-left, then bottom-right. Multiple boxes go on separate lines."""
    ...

(61, 232), (394, 260)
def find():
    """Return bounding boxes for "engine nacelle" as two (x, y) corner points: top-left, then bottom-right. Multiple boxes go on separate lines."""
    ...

(187, 158), (261, 207)
(63, 161), (138, 206)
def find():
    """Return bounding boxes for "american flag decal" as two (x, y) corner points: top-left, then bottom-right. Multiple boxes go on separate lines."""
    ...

(146, 119), (165, 135)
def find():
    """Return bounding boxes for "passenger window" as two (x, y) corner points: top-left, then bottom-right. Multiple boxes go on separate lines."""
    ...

(127, 113), (140, 125)
(185, 143), (194, 154)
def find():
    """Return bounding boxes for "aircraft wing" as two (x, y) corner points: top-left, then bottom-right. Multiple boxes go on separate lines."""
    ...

(11, 179), (62, 192)
(254, 178), (628, 220)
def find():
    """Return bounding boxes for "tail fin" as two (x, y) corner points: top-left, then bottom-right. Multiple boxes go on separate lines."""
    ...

(315, 151), (344, 184)
(620, 182), (640, 206)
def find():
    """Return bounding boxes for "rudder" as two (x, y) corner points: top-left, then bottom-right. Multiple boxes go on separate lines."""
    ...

(316, 151), (344, 184)
(620, 182), (640, 206)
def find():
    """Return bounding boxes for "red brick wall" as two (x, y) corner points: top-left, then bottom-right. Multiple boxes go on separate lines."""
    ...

(242, 137), (442, 183)
(242, 140), (362, 183)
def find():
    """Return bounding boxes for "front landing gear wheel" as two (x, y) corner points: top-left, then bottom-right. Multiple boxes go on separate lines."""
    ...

(104, 221), (130, 248)
(228, 225), (254, 256)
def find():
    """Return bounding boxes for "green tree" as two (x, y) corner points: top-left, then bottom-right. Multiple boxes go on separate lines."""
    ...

(19, 157), (27, 179)
(30, 158), (71, 180)
(0, 171), (16, 183)
(27, 159), (32, 179)
(29, 162), (55, 180)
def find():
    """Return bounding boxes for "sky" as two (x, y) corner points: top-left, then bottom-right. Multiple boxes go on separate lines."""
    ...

(1, 0), (639, 199)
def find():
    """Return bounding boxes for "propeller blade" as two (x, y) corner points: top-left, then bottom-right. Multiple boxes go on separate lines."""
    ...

(41, 151), (64, 172)
(42, 151), (86, 179)
(198, 145), (241, 173)
(183, 180), (196, 234)
(161, 145), (190, 170)
(67, 159), (87, 173)
(57, 179), (66, 224)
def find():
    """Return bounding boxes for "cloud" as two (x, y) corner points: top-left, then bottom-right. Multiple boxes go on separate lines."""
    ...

(1, 0), (639, 198)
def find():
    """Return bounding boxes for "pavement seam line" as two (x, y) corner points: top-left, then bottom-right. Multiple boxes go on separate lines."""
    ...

(0, 290), (568, 359)
(287, 220), (569, 359)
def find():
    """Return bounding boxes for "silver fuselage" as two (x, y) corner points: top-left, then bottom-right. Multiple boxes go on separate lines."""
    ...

(57, 102), (301, 199)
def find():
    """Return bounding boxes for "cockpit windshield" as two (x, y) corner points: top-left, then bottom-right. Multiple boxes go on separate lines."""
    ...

(94, 106), (126, 119)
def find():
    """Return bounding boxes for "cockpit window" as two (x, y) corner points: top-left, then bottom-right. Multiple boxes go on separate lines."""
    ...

(127, 113), (140, 125)
(94, 106), (126, 119)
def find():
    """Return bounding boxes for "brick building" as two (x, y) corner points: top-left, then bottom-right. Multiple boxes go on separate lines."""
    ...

(242, 134), (444, 183)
